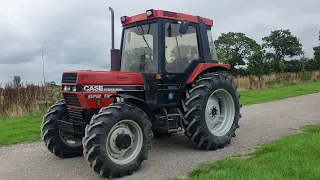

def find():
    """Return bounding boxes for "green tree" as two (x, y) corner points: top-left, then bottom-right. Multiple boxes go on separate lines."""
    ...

(247, 46), (269, 81)
(13, 76), (21, 88)
(122, 47), (153, 71)
(313, 46), (320, 70)
(262, 29), (303, 72)
(170, 45), (198, 60)
(214, 32), (259, 75)
(279, 59), (286, 73)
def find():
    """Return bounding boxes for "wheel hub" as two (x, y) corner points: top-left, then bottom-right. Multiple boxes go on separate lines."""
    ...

(205, 89), (235, 136)
(210, 107), (218, 117)
(116, 134), (132, 149)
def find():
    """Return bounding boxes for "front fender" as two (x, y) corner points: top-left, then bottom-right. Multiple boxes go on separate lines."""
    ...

(110, 94), (156, 122)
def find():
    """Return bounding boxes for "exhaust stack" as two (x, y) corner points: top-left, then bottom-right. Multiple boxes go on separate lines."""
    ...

(109, 7), (115, 49)
(109, 7), (120, 71)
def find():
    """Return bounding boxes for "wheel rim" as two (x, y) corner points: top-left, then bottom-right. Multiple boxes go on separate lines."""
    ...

(59, 130), (82, 147)
(205, 88), (235, 136)
(106, 119), (144, 165)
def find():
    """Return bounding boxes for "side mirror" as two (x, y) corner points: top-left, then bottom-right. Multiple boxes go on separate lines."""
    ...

(179, 20), (190, 34)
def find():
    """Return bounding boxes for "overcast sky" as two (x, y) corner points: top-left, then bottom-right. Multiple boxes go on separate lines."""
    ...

(0, 0), (319, 85)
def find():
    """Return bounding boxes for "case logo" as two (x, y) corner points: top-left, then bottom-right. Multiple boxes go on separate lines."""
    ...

(83, 86), (123, 92)
(84, 85), (103, 92)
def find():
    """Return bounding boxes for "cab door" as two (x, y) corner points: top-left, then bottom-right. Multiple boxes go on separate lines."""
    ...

(160, 20), (201, 106)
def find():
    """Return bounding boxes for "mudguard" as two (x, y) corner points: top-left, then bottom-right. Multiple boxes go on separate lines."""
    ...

(111, 94), (157, 122)
(187, 63), (230, 84)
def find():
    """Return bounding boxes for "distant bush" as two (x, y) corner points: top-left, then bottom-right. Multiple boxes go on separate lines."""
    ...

(233, 70), (320, 90)
(0, 82), (61, 120)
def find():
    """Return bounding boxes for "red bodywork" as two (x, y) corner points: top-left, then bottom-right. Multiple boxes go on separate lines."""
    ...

(122, 9), (213, 26)
(61, 70), (144, 110)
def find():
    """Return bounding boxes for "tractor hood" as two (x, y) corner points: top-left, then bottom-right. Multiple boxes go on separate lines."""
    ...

(61, 70), (144, 85)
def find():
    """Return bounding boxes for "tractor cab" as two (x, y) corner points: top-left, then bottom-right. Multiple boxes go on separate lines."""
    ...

(112, 9), (220, 107)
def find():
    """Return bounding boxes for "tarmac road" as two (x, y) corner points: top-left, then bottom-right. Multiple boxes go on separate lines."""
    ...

(0, 92), (319, 180)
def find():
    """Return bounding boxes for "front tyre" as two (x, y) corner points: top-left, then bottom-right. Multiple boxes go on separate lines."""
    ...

(41, 100), (83, 158)
(82, 102), (153, 178)
(181, 73), (242, 150)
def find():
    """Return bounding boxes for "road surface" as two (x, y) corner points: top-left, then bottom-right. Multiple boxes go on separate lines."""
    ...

(0, 93), (319, 180)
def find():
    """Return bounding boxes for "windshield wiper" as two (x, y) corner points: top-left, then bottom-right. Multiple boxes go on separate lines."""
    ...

(135, 22), (151, 49)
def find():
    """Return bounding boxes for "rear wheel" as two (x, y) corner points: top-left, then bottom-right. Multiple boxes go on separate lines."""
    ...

(82, 102), (153, 178)
(41, 100), (83, 158)
(181, 73), (242, 150)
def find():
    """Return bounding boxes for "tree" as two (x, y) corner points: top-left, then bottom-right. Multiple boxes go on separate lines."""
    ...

(313, 46), (320, 70)
(247, 46), (269, 81)
(170, 45), (198, 60)
(262, 29), (303, 72)
(214, 32), (259, 75)
(284, 59), (302, 72)
(13, 76), (21, 88)
(122, 47), (153, 71)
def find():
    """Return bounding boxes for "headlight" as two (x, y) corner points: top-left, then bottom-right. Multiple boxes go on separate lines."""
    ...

(63, 85), (71, 91)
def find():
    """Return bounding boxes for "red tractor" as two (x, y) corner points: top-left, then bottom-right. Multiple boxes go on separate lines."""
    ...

(41, 7), (242, 178)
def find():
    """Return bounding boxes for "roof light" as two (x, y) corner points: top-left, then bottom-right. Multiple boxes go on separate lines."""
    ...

(120, 16), (126, 24)
(146, 9), (154, 18)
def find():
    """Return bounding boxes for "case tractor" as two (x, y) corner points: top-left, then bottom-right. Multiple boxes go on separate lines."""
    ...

(41, 7), (242, 178)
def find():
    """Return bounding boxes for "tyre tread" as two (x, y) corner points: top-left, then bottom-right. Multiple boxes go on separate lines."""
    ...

(181, 73), (242, 150)
(83, 102), (153, 178)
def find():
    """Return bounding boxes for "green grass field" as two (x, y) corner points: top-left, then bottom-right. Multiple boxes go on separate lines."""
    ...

(0, 113), (43, 146)
(0, 81), (319, 147)
(239, 81), (320, 105)
(183, 124), (320, 180)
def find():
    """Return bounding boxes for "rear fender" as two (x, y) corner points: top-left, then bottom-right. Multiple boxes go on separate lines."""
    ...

(110, 94), (156, 122)
(187, 63), (230, 84)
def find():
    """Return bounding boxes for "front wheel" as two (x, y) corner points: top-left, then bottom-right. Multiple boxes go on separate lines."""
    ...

(180, 73), (242, 150)
(82, 102), (153, 178)
(41, 100), (83, 158)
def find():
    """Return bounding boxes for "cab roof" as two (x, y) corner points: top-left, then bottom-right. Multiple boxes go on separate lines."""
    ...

(121, 9), (213, 27)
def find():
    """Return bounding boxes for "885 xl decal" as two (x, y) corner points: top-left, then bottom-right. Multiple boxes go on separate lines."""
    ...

(86, 94), (113, 99)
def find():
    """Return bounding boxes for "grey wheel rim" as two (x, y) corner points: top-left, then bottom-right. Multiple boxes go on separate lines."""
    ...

(106, 119), (144, 165)
(59, 130), (82, 147)
(205, 88), (235, 136)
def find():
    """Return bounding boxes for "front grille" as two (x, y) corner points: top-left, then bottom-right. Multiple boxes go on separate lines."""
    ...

(62, 73), (77, 83)
(63, 93), (81, 107)
(67, 108), (84, 123)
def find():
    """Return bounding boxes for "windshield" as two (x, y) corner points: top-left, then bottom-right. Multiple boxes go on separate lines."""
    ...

(120, 23), (158, 73)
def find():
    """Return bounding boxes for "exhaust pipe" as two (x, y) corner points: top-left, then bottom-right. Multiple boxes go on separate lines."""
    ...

(109, 7), (120, 71)
(108, 7), (115, 49)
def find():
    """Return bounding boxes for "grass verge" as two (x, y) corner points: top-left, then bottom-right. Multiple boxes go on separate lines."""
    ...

(240, 81), (320, 105)
(0, 81), (319, 147)
(183, 123), (320, 180)
(0, 113), (43, 147)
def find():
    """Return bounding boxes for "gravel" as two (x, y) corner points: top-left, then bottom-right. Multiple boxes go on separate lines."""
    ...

(0, 92), (319, 180)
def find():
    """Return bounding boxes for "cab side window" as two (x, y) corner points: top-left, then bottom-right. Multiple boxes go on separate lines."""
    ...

(164, 22), (199, 73)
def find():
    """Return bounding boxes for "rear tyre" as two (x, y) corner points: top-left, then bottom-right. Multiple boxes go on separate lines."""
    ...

(181, 73), (242, 150)
(82, 102), (153, 178)
(41, 100), (83, 158)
